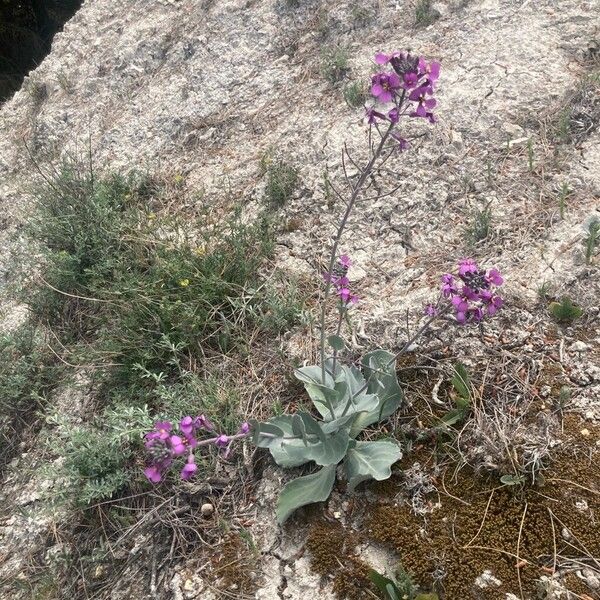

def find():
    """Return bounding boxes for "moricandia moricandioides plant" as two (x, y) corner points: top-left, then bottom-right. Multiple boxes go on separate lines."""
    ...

(248, 51), (443, 523)
(142, 50), (506, 525)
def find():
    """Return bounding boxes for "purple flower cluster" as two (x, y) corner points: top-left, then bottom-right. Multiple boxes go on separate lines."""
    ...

(441, 259), (504, 324)
(143, 416), (250, 483)
(366, 51), (441, 140)
(325, 254), (358, 306)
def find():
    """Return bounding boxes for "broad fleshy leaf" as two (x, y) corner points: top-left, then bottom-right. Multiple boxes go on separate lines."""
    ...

(276, 464), (336, 524)
(327, 335), (345, 351)
(294, 366), (341, 419)
(349, 350), (403, 435)
(344, 440), (401, 491)
(266, 415), (350, 468)
(250, 419), (286, 448)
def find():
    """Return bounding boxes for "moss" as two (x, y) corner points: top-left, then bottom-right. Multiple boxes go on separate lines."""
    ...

(306, 521), (377, 600)
(210, 532), (257, 595)
(366, 431), (600, 598)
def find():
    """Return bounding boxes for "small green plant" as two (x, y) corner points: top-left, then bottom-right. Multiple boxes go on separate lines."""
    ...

(555, 107), (572, 144)
(264, 160), (299, 208)
(548, 296), (583, 322)
(466, 203), (492, 243)
(583, 216), (600, 264)
(557, 182), (571, 219)
(320, 46), (350, 84)
(414, 0), (440, 27)
(350, 2), (374, 27)
(251, 349), (403, 523)
(46, 404), (153, 504)
(0, 326), (59, 468)
(343, 80), (367, 108)
(370, 566), (438, 600)
(500, 473), (526, 487)
(537, 281), (552, 301)
(441, 362), (471, 426)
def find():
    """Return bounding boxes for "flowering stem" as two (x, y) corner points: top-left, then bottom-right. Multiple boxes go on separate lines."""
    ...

(341, 307), (449, 417)
(331, 303), (345, 375)
(196, 431), (249, 446)
(320, 121), (395, 383)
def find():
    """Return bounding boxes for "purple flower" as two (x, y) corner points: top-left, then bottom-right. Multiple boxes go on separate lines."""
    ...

(371, 72), (401, 103)
(339, 254), (352, 269)
(215, 434), (229, 448)
(441, 274), (456, 297)
(169, 435), (187, 456)
(365, 106), (386, 124)
(180, 416), (194, 436)
(145, 421), (172, 443)
(374, 51), (401, 65)
(338, 288), (358, 305)
(418, 57), (441, 85)
(409, 86), (437, 118)
(144, 465), (163, 483)
(388, 107), (400, 123)
(391, 132), (409, 151)
(181, 455), (198, 480)
(240, 422), (250, 435)
(403, 71), (419, 89)
(194, 414), (213, 431)
(486, 268), (504, 286)
(458, 259), (479, 276)
(424, 304), (438, 316)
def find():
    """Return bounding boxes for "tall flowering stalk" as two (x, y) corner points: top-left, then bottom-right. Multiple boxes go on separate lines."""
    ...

(319, 51), (441, 382)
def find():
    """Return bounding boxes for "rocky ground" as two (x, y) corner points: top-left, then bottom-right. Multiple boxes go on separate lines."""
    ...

(1, 0), (599, 598)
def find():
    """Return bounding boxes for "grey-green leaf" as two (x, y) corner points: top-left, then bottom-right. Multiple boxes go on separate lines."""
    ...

(276, 465), (337, 524)
(344, 440), (401, 491)
(327, 335), (345, 351)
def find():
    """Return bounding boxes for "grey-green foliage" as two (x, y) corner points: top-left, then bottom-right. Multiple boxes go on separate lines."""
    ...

(320, 46), (350, 84)
(584, 215), (600, 264)
(46, 404), (153, 505)
(250, 350), (402, 523)
(343, 81), (367, 108)
(264, 160), (299, 208)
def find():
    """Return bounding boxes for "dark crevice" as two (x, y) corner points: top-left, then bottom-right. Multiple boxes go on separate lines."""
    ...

(0, 0), (83, 103)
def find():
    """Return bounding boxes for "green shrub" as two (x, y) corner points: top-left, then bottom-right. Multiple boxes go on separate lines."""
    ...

(320, 46), (350, 84)
(415, 0), (440, 27)
(263, 160), (299, 208)
(46, 404), (152, 504)
(343, 81), (367, 108)
(0, 326), (59, 469)
(24, 168), (283, 402)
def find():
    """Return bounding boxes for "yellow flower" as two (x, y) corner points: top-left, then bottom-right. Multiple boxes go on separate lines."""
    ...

(178, 278), (190, 287)
(193, 246), (206, 257)
(148, 212), (156, 220)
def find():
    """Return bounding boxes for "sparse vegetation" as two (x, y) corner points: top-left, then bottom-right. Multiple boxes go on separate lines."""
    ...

(12, 164), (301, 506)
(466, 203), (492, 243)
(414, 0), (440, 27)
(263, 158), (299, 207)
(320, 45), (350, 84)
(583, 215), (600, 264)
(549, 295), (583, 322)
(343, 80), (366, 108)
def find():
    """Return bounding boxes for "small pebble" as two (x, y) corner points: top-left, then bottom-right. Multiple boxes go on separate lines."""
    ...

(201, 503), (214, 517)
